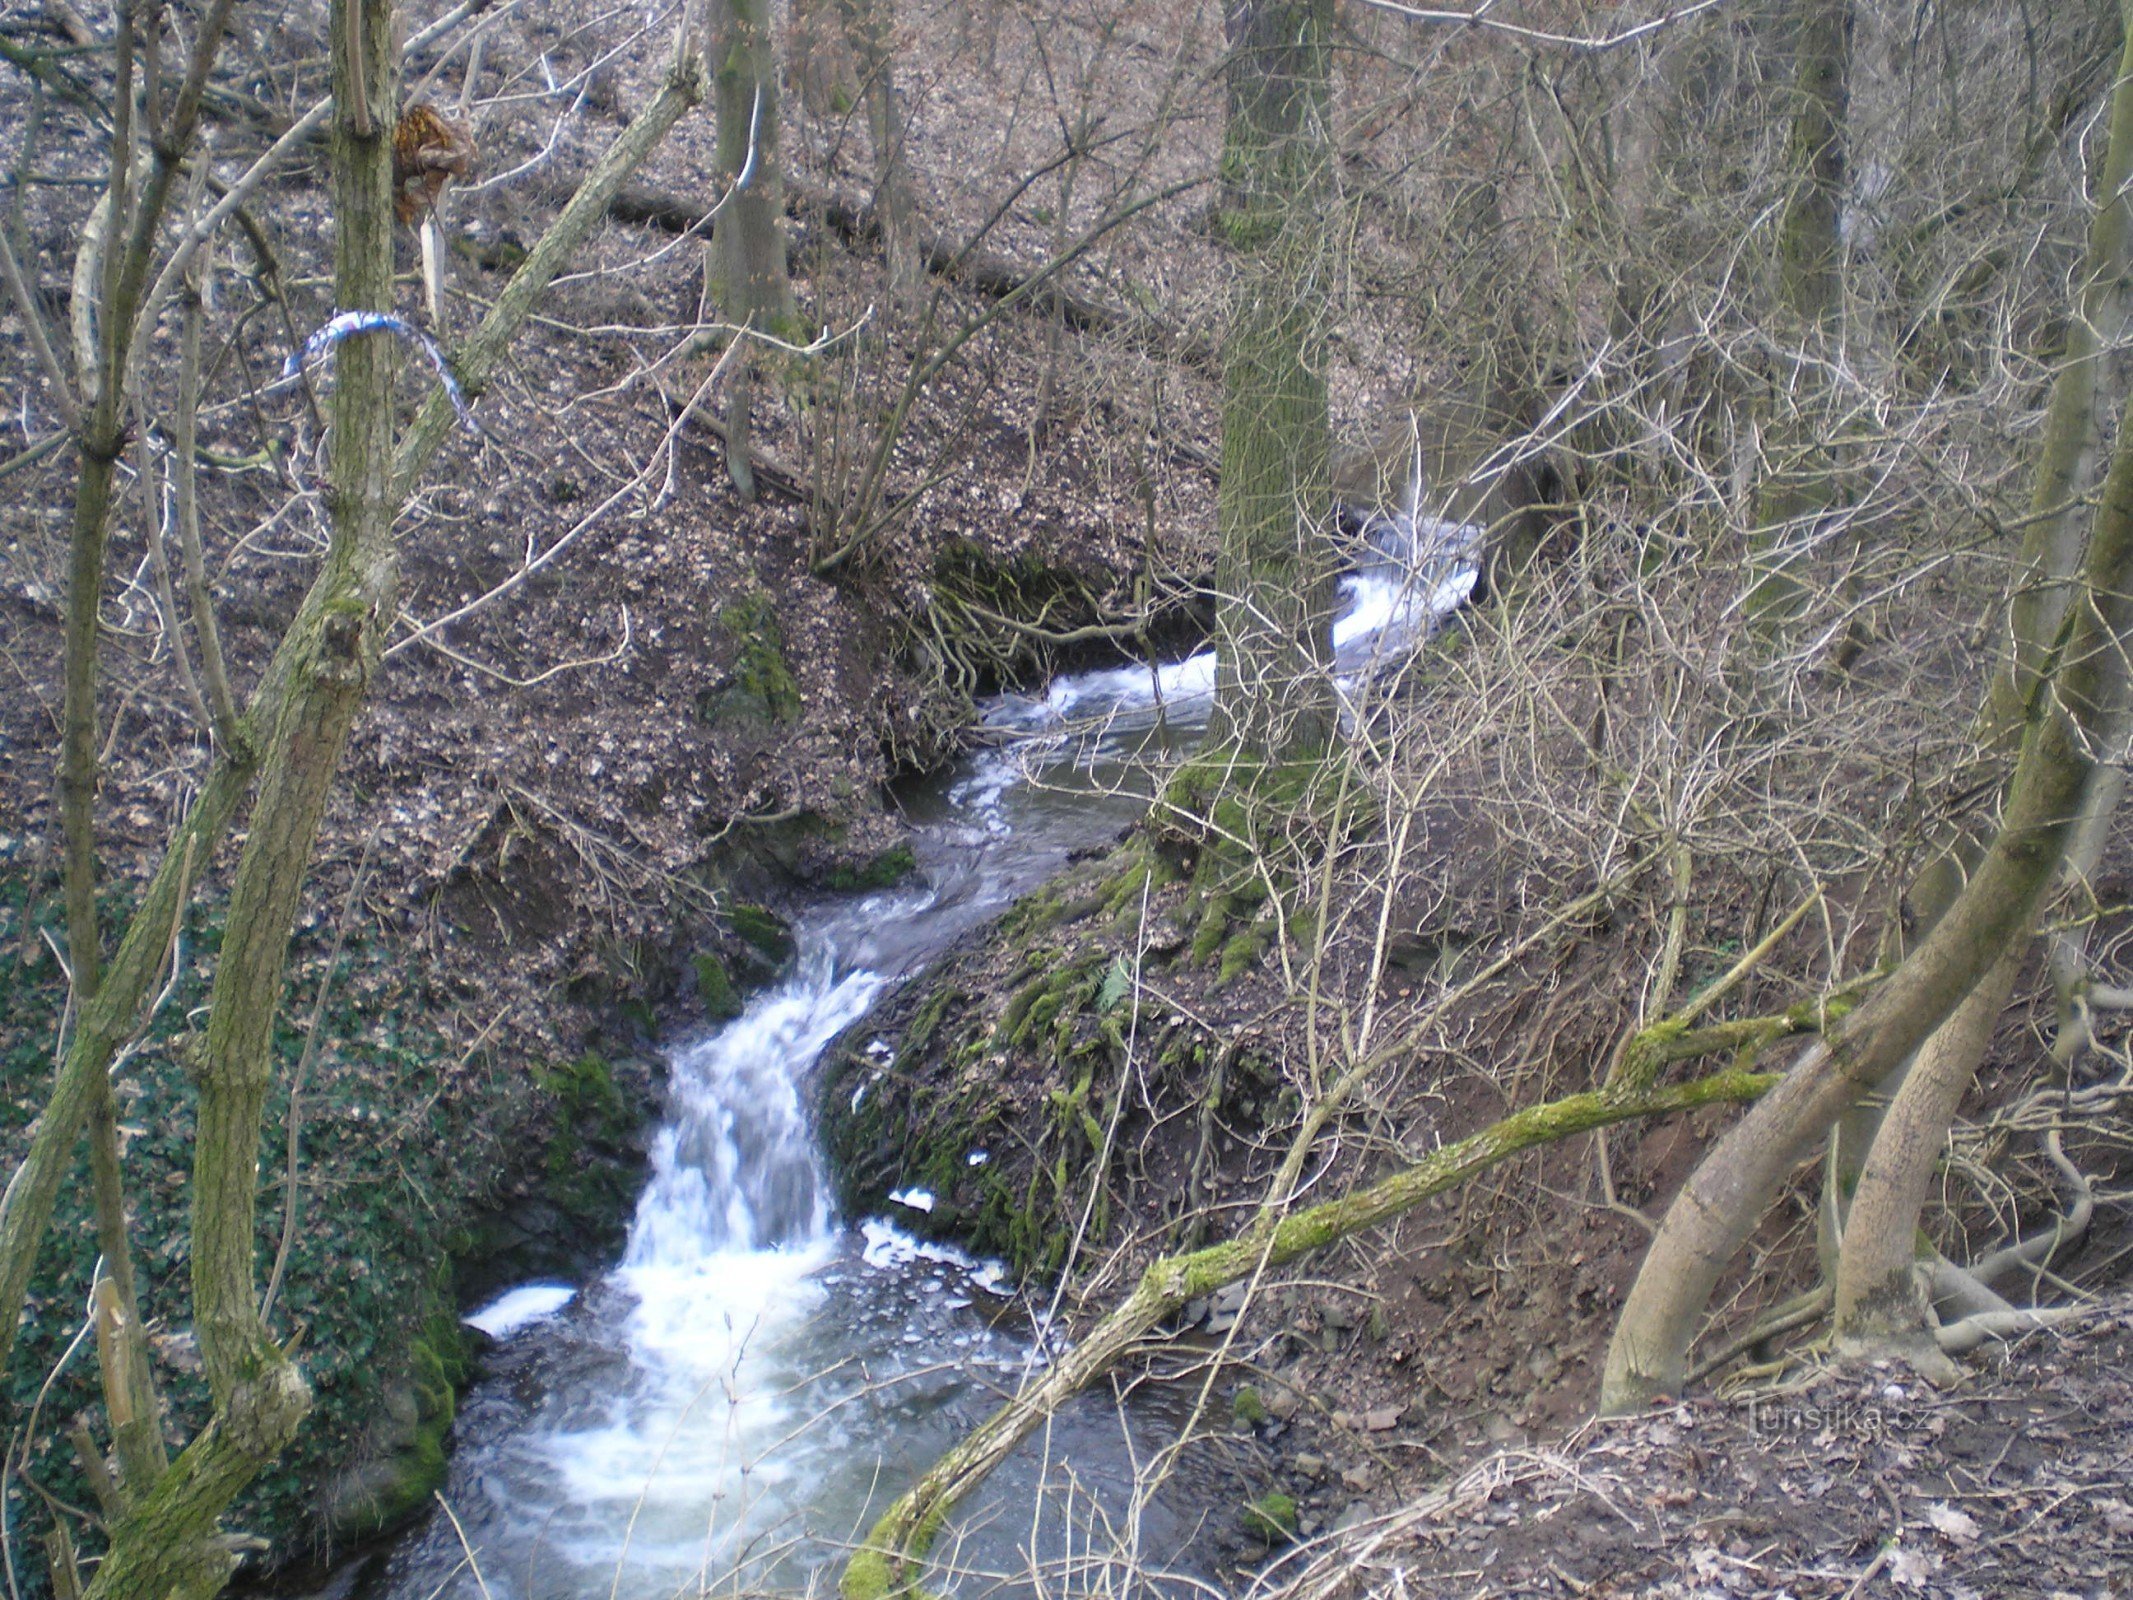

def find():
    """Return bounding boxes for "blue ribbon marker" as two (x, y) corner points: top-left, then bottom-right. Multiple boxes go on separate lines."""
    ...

(278, 310), (481, 433)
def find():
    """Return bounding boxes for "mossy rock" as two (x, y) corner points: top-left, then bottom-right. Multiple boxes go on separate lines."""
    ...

(695, 951), (744, 1020)
(322, 1298), (471, 1541)
(728, 901), (797, 971)
(826, 843), (917, 893)
(703, 591), (803, 727)
(1242, 1492), (1299, 1544)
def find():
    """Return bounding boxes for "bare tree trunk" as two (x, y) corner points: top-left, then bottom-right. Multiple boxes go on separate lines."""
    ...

(836, 0), (920, 307)
(1830, 946), (2021, 1360)
(705, 0), (795, 500)
(1906, 11), (2133, 931)
(1814, 15), (2133, 1347)
(56, 0), (240, 1002)
(1990, 12), (2133, 739)
(790, 0), (856, 121)
(1207, 0), (1336, 767)
(1833, 704), (2132, 1355)
(1742, 0), (1851, 642)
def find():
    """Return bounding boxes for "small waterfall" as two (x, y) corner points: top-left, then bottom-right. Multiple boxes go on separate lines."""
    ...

(382, 498), (1479, 1600)
(623, 950), (881, 1266)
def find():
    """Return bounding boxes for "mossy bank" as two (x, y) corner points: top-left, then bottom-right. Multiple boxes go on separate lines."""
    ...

(819, 835), (1302, 1284)
(0, 871), (801, 1576)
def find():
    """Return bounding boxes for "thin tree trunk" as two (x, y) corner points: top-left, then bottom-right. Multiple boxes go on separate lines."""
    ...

(1906, 12), (2133, 932)
(1742, 0), (1851, 643)
(790, 0), (855, 120)
(837, 0), (920, 307)
(705, 0), (795, 501)
(0, 10), (706, 1396)
(1991, 13), (2133, 740)
(1830, 946), (2022, 1356)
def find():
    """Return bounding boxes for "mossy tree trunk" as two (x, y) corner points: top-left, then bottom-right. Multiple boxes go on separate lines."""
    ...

(705, 0), (795, 501)
(2, 17), (706, 1595)
(1207, 0), (1336, 768)
(81, 3), (401, 1591)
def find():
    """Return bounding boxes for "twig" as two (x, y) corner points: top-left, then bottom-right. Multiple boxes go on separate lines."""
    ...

(0, 223), (76, 431)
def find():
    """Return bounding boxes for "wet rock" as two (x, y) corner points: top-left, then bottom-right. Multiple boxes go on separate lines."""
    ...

(1206, 1280), (1250, 1334)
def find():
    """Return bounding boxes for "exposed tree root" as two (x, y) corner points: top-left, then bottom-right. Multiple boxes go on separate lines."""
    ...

(1686, 1283), (1834, 1386)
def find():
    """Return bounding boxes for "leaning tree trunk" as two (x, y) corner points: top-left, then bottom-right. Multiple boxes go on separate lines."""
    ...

(705, 0), (794, 501)
(1906, 10), (2133, 931)
(1829, 946), (2022, 1361)
(841, 1063), (1779, 1600)
(1207, 0), (1336, 767)
(1818, 14), (2133, 1353)
(1600, 301), (2133, 1411)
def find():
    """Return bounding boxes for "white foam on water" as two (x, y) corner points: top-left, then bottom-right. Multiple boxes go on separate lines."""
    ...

(463, 1283), (576, 1339)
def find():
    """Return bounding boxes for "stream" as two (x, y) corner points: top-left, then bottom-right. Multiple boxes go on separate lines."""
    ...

(365, 514), (1476, 1600)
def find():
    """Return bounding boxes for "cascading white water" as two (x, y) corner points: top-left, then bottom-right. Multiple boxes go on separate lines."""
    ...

(371, 514), (1476, 1600)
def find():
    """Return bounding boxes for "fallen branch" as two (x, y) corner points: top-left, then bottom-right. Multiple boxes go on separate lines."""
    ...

(584, 177), (1182, 346)
(839, 1066), (1777, 1600)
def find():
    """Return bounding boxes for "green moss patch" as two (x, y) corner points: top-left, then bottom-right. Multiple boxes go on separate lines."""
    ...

(1243, 1492), (1299, 1544)
(827, 843), (917, 893)
(704, 591), (803, 727)
(695, 951), (744, 1020)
